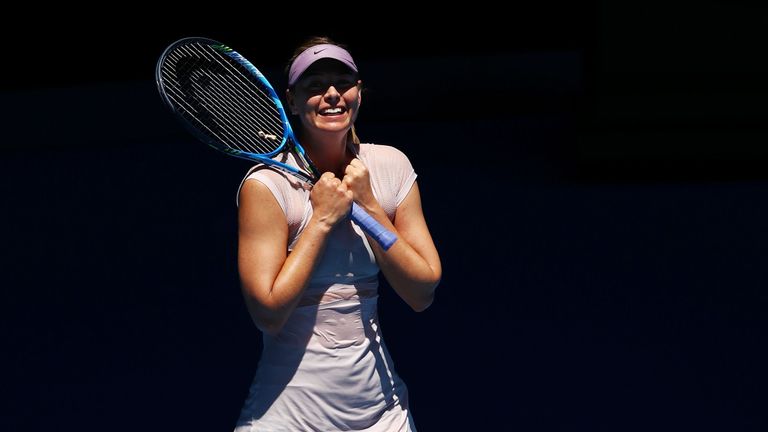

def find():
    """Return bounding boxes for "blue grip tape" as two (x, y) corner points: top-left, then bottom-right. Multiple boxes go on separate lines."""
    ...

(350, 203), (397, 250)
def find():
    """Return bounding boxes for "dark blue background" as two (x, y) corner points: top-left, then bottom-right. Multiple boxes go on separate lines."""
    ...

(3, 2), (767, 431)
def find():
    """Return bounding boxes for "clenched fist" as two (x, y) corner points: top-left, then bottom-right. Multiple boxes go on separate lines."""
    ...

(343, 158), (376, 209)
(310, 172), (353, 228)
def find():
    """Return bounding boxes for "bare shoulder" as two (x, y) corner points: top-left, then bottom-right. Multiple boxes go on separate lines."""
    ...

(238, 179), (285, 226)
(239, 178), (273, 203)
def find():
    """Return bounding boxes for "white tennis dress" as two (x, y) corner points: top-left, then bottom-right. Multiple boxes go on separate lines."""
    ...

(234, 143), (418, 432)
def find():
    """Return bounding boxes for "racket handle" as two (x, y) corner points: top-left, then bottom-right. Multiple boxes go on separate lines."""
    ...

(350, 203), (397, 250)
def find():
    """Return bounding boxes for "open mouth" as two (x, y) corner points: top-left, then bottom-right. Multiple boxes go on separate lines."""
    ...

(319, 107), (347, 116)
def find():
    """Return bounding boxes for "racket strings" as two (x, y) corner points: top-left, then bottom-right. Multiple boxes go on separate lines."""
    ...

(161, 57), (267, 152)
(164, 45), (282, 154)
(173, 57), (269, 152)
(163, 56), (264, 153)
(179, 45), (280, 144)
(165, 46), (281, 154)
(160, 42), (285, 155)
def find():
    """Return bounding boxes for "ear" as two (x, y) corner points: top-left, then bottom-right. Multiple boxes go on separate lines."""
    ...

(286, 89), (298, 115)
(356, 80), (363, 107)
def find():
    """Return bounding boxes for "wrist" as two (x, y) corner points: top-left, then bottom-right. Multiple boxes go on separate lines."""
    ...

(356, 197), (384, 216)
(306, 216), (336, 235)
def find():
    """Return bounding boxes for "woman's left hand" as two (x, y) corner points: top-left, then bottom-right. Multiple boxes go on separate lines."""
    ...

(342, 158), (378, 210)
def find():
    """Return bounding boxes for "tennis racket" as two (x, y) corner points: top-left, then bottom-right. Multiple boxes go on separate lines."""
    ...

(155, 37), (397, 250)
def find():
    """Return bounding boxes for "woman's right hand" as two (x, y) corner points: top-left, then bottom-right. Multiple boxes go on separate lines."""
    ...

(310, 172), (353, 229)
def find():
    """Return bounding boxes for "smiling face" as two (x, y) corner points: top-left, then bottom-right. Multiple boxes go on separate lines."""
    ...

(287, 59), (361, 139)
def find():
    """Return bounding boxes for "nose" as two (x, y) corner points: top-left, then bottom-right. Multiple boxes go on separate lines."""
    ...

(323, 85), (341, 103)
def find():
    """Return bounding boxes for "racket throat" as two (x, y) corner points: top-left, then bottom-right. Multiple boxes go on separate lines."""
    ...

(293, 147), (321, 181)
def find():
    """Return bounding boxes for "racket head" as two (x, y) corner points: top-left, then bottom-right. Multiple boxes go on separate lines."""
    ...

(156, 37), (299, 163)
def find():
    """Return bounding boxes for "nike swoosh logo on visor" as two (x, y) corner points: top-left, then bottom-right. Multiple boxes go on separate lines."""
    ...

(313, 48), (327, 55)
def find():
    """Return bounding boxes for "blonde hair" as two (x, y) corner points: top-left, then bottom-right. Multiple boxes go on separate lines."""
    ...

(286, 36), (361, 146)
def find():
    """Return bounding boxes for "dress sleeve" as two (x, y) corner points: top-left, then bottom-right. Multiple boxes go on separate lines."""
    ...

(363, 144), (418, 219)
(235, 165), (288, 216)
(388, 147), (418, 207)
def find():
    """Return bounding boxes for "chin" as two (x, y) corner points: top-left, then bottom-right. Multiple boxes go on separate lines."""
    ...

(316, 119), (350, 131)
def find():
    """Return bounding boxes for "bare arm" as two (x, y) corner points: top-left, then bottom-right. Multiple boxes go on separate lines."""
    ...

(344, 160), (442, 311)
(238, 173), (352, 335)
(368, 183), (442, 311)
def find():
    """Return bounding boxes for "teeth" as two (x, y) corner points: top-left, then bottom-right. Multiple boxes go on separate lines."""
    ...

(322, 107), (343, 115)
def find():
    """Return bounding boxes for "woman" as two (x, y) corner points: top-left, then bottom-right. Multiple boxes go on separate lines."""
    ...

(234, 36), (441, 431)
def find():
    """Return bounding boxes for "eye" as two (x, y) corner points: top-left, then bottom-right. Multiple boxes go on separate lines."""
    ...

(304, 80), (326, 92)
(335, 80), (353, 90)
(334, 76), (357, 90)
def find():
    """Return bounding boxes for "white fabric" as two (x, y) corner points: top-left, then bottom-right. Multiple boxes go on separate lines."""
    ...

(234, 143), (418, 431)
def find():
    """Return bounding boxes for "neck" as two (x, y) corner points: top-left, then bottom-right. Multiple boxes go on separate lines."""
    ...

(301, 131), (351, 178)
